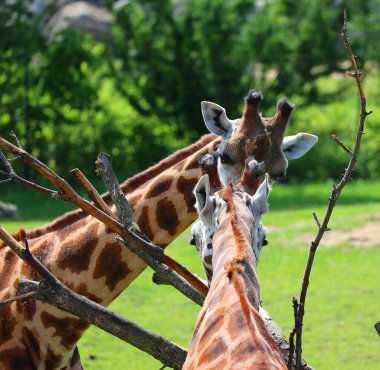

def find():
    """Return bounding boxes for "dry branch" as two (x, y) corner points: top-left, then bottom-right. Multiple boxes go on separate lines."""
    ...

(96, 153), (135, 226)
(290, 12), (372, 369)
(0, 135), (208, 298)
(0, 150), (61, 197)
(94, 152), (205, 306)
(70, 167), (115, 218)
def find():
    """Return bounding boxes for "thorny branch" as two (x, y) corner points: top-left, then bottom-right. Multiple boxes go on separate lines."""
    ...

(289, 11), (373, 369)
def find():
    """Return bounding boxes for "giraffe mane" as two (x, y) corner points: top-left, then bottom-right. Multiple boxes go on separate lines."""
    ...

(220, 184), (261, 341)
(1, 133), (217, 247)
(221, 184), (250, 274)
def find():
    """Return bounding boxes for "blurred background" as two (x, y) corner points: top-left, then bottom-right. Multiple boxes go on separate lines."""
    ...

(1, 1), (379, 369)
(1, 0), (380, 181)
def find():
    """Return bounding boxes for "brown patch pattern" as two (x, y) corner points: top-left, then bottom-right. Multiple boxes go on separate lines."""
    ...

(21, 300), (37, 320)
(0, 305), (17, 345)
(93, 242), (131, 291)
(127, 193), (142, 210)
(57, 223), (99, 273)
(145, 175), (172, 199)
(198, 337), (227, 364)
(0, 348), (33, 370)
(184, 158), (200, 171)
(45, 347), (63, 369)
(156, 198), (180, 236)
(137, 206), (154, 241)
(41, 312), (88, 350)
(0, 249), (18, 291)
(198, 313), (224, 344)
(57, 218), (88, 242)
(22, 328), (41, 367)
(176, 176), (199, 212)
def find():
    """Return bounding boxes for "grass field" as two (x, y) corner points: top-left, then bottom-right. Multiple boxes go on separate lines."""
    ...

(1, 180), (379, 369)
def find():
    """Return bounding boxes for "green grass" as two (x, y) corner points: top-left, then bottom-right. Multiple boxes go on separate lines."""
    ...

(1, 181), (379, 369)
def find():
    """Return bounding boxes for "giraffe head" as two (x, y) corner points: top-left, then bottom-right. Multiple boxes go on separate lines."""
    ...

(192, 167), (271, 284)
(201, 89), (318, 185)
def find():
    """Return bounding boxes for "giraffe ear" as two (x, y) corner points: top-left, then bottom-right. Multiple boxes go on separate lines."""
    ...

(282, 133), (318, 160)
(250, 174), (271, 216)
(201, 101), (233, 138)
(194, 174), (211, 215)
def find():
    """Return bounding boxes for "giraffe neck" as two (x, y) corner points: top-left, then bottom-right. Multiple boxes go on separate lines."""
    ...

(0, 134), (222, 370)
(184, 194), (286, 370)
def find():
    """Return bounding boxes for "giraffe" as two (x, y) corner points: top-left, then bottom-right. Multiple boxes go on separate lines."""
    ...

(189, 157), (269, 286)
(0, 90), (315, 369)
(183, 173), (287, 369)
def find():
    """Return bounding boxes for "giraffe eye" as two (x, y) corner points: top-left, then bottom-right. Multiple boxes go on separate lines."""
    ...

(219, 152), (233, 165)
(263, 239), (268, 246)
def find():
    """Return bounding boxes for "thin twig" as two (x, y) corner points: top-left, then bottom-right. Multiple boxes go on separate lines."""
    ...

(331, 134), (353, 156)
(287, 297), (298, 369)
(293, 11), (371, 369)
(0, 149), (64, 198)
(0, 291), (38, 306)
(70, 168), (115, 219)
(9, 130), (22, 148)
(312, 212), (321, 229)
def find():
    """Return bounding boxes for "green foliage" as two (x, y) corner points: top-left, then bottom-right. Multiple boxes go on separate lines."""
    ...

(1, 0), (380, 181)
(286, 72), (380, 181)
(109, 0), (255, 134)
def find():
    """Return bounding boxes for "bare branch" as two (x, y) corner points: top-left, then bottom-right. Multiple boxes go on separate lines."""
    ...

(293, 12), (372, 368)
(0, 291), (37, 306)
(70, 168), (115, 219)
(0, 150), (63, 198)
(287, 297), (299, 369)
(258, 306), (313, 370)
(96, 153), (135, 226)
(9, 130), (22, 148)
(331, 134), (353, 156)
(17, 279), (187, 369)
(117, 236), (205, 306)
(94, 153), (206, 305)
(0, 136), (209, 297)
(312, 212), (321, 229)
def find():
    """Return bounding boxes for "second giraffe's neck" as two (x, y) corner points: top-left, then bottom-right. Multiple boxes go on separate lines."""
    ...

(184, 196), (286, 370)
